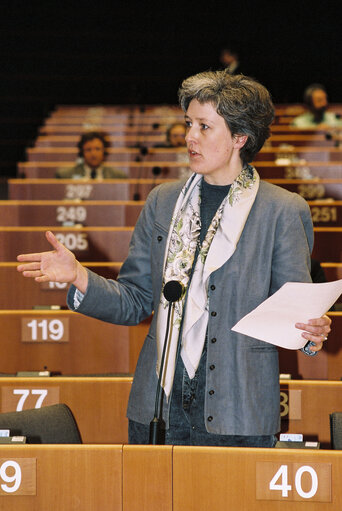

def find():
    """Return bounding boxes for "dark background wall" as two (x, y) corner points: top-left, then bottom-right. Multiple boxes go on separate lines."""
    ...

(0, 0), (341, 177)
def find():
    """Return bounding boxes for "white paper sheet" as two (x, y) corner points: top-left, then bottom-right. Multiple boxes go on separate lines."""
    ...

(231, 280), (342, 350)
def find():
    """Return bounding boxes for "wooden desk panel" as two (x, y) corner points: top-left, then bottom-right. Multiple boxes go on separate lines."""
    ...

(0, 262), (122, 309)
(39, 125), (169, 135)
(8, 178), (171, 200)
(0, 226), (133, 261)
(268, 134), (341, 147)
(0, 310), (148, 375)
(256, 147), (342, 162)
(308, 201), (342, 227)
(17, 161), (185, 179)
(266, 178), (342, 200)
(257, 162), (342, 180)
(0, 377), (131, 443)
(0, 445), (122, 510)
(1, 377), (342, 447)
(173, 447), (342, 510)
(26, 146), (187, 162)
(123, 445), (172, 511)
(35, 134), (165, 147)
(0, 200), (144, 227)
(279, 381), (342, 448)
(312, 228), (342, 262)
(1, 225), (341, 262)
(1, 261), (341, 310)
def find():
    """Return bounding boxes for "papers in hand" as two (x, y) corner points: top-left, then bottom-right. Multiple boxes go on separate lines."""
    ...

(231, 280), (342, 350)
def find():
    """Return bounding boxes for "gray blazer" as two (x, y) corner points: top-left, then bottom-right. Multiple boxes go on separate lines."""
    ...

(67, 178), (313, 435)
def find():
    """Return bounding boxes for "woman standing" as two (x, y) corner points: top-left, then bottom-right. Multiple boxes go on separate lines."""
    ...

(17, 70), (331, 447)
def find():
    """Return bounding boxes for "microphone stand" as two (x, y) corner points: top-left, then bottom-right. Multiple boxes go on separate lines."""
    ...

(149, 280), (183, 444)
(149, 302), (173, 445)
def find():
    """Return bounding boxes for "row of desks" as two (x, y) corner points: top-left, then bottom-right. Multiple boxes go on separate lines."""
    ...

(0, 309), (340, 382)
(26, 145), (342, 161)
(2, 444), (342, 509)
(1, 199), (342, 227)
(0, 225), (341, 261)
(0, 377), (341, 447)
(17, 160), (342, 179)
(0, 262), (341, 309)
(33, 133), (341, 147)
(38, 123), (337, 135)
(8, 178), (342, 201)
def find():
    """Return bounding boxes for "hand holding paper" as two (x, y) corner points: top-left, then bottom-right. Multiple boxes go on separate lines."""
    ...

(232, 279), (342, 349)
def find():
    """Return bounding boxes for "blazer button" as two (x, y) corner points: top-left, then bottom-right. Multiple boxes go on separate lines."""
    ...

(209, 390), (215, 395)
(211, 311), (217, 317)
(157, 236), (163, 242)
(207, 416), (213, 422)
(209, 364), (215, 370)
(210, 284), (216, 290)
(211, 338), (217, 344)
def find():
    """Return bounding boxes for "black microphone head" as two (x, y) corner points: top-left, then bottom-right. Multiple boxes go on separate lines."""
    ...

(140, 146), (148, 156)
(152, 122), (160, 130)
(163, 281), (184, 302)
(152, 166), (162, 176)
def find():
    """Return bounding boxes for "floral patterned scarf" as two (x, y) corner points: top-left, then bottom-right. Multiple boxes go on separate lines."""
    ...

(156, 166), (260, 398)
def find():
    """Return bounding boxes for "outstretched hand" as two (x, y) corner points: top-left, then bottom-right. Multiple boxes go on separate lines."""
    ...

(17, 231), (88, 293)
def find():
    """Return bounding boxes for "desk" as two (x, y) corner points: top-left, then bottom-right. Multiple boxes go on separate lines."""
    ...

(26, 146), (187, 162)
(0, 377), (131, 443)
(0, 226), (133, 261)
(0, 200), (144, 227)
(257, 161), (342, 179)
(0, 444), (341, 510)
(8, 178), (172, 200)
(173, 446), (342, 510)
(265, 178), (342, 200)
(256, 146), (342, 162)
(0, 262), (122, 309)
(0, 377), (341, 447)
(17, 161), (185, 179)
(0, 310), (148, 375)
(1, 224), (340, 262)
(0, 444), (122, 510)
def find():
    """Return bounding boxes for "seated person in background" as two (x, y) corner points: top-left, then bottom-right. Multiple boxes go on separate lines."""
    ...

(219, 45), (241, 74)
(154, 122), (186, 148)
(292, 84), (342, 128)
(56, 131), (127, 179)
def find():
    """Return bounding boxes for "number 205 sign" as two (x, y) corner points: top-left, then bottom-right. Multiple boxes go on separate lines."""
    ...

(256, 462), (331, 502)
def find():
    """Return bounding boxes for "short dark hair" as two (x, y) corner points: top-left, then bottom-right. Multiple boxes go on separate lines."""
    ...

(166, 122), (186, 143)
(77, 131), (110, 157)
(303, 83), (327, 107)
(178, 70), (275, 164)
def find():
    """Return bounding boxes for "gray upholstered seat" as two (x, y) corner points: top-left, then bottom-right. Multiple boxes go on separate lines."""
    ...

(0, 404), (82, 444)
(330, 412), (342, 449)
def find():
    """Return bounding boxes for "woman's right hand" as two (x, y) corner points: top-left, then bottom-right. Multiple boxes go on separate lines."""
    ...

(17, 230), (88, 293)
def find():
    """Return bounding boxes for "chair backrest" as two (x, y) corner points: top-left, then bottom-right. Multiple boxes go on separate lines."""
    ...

(0, 404), (82, 444)
(330, 412), (342, 449)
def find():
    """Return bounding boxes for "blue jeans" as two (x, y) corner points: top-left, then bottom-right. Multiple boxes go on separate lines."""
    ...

(129, 343), (277, 447)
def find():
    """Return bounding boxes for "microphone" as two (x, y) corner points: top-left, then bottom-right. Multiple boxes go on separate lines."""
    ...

(133, 148), (149, 200)
(149, 280), (184, 444)
(163, 280), (184, 302)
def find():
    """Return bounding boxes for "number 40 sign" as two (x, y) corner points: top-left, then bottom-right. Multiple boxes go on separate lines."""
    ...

(256, 462), (331, 502)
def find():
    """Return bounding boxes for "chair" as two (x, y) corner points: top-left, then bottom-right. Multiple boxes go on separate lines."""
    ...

(330, 412), (342, 449)
(0, 404), (82, 444)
